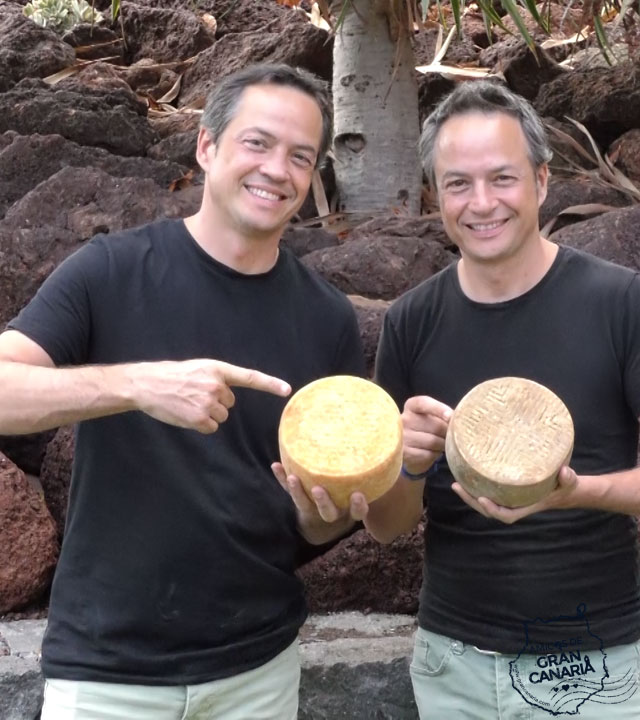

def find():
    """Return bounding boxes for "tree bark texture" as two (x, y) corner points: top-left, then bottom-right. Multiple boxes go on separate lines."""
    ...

(332, 0), (422, 214)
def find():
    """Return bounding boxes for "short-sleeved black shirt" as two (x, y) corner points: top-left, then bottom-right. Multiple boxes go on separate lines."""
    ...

(376, 246), (640, 653)
(9, 219), (365, 684)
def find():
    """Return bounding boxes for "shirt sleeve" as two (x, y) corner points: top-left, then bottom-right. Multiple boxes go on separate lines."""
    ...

(374, 307), (412, 411)
(6, 239), (106, 367)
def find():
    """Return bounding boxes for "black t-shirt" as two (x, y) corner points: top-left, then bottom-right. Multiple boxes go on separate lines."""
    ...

(9, 218), (365, 684)
(376, 245), (640, 653)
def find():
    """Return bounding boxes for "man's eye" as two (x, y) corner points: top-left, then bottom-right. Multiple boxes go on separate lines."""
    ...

(446, 179), (467, 190)
(292, 153), (313, 167)
(244, 138), (265, 149)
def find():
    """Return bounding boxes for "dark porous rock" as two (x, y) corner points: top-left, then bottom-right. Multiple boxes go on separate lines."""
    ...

(121, 3), (216, 64)
(302, 215), (456, 300)
(551, 205), (640, 271)
(535, 63), (640, 150)
(0, 9), (76, 92)
(197, 0), (296, 37)
(479, 38), (565, 101)
(539, 177), (631, 235)
(299, 525), (424, 615)
(56, 61), (137, 96)
(299, 656), (418, 720)
(495, 3), (582, 43)
(149, 111), (201, 139)
(147, 130), (199, 170)
(179, 21), (332, 109)
(0, 132), (188, 220)
(0, 432), (56, 477)
(412, 25), (480, 68)
(0, 79), (156, 157)
(418, 72), (455, 125)
(40, 426), (75, 540)
(0, 166), (203, 327)
(609, 129), (640, 185)
(280, 227), (340, 258)
(544, 116), (597, 173)
(61, 23), (124, 62)
(121, 59), (181, 100)
(0, 453), (59, 613)
(349, 296), (390, 378)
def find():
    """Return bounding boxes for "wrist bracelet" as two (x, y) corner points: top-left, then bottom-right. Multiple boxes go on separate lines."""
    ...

(401, 464), (428, 481)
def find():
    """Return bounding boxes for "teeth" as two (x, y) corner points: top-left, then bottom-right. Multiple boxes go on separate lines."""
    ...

(247, 187), (281, 201)
(469, 220), (504, 230)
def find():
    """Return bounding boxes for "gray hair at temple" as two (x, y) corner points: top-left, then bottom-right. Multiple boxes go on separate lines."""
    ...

(419, 80), (553, 189)
(200, 64), (333, 167)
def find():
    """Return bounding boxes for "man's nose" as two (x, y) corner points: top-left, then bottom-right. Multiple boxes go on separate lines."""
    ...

(468, 181), (498, 213)
(259, 149), (289, 181)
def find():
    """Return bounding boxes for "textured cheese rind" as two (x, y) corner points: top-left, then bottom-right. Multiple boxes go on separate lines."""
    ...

(278, 376), (403, 508)
(445, 377), (574, 508)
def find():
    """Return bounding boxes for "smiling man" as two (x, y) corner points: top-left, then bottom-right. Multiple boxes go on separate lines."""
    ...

(366, 81), (640, 718)
(0, 65), (365, 719)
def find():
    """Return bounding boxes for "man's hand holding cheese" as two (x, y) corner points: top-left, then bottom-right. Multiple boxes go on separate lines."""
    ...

(272, 461), (369, 544)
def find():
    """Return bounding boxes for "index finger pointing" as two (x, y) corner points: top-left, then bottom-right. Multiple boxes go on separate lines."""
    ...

(218, 362), (291, 397)
(405, 395), (453, 421)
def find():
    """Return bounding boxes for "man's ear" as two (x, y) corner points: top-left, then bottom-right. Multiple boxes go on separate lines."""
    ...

(195, 127), (216, 172)
(536, 163), (549, 207)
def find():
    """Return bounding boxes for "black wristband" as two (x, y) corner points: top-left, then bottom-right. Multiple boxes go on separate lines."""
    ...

(401, 464), (428, 481)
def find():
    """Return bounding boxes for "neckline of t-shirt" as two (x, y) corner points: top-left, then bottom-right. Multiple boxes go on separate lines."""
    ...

(178, 219), (286, 280)
(448, 244), (570, 310)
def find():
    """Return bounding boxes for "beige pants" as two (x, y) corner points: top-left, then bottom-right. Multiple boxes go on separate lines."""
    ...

(41, 639), (300, 720)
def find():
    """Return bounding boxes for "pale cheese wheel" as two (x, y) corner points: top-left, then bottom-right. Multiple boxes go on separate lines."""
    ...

(278, 375), (403, 508)
(445, 377), (574, 508)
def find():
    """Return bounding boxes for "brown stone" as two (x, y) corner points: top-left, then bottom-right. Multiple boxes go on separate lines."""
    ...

(299, 525), (424, 615)
(479, 39), (565, 101)
(120, 2), (216, 64)
(0, 166), (202, 328)
(179, 20), (332, 109)
(0, 79), (156, 157)
(0, 431), (56, 477)
(0, 131), (188, 220)
(539, 177), (631, 235)
(302, 215), (457, 300)
(0, 6), (76, 92)
(550, 205), (640, 271)
(535, 63), (640, 150)
(280, 227), (340, 258)
(609, 129), (640, 185)
(0, 452), (59, 613)
(349, 296), (390, 379)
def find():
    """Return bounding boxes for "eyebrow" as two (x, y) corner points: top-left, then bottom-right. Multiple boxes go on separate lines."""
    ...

(441, 165), (520, 180)
(240, 127), (318, 156)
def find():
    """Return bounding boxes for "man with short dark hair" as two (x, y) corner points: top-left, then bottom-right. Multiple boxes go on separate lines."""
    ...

(366, 80), (640, 718)
(0, 64), (365, 719)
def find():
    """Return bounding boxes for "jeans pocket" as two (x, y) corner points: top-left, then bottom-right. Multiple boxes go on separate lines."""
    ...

(411, 630), (454, 677)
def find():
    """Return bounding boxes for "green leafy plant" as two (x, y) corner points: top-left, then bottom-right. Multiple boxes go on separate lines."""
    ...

(23, 0), (104, 32)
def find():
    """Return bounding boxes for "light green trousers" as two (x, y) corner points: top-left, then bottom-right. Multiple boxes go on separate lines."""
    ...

(411, 627), (640, 719)
(41, 639), (300, 720)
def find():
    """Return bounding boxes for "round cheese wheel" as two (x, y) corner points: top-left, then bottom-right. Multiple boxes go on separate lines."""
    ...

(445, 377), (574, 508)
(278, 375), (403, 508)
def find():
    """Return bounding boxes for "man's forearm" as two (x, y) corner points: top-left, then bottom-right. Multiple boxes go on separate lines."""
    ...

(571, 467), (640, 516)
(364, 476), (424, 544)
(0, 361), (135, 434)
(297, 512), (356, 546)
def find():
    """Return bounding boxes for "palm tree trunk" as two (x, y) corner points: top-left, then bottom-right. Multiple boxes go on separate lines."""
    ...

(331, 0), (422, 214)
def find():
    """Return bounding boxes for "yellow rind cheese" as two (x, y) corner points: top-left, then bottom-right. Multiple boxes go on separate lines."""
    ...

(445, 377), (574, 508)
(278, 375), (403, 508)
